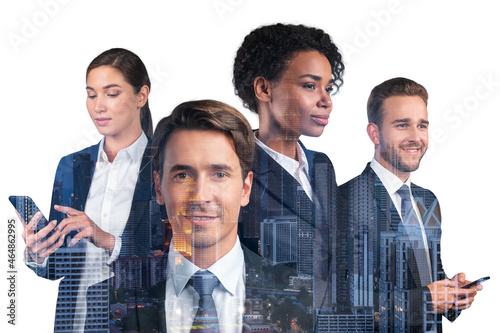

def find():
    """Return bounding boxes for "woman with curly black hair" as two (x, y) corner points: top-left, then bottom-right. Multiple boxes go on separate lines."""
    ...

(233, 23), (343, 193)
(232, 23), (344, 328)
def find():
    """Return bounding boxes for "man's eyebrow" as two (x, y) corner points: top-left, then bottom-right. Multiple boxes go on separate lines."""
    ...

(210, 164), (234, 172)
(391, 118), (430, 125)
(168, 164), (235, 172)
(168, 164), (193, 173)
(391, 118), (411, 124)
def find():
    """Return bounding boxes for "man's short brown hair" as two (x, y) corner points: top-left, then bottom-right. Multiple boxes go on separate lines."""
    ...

(367, 77), (428, 127)
(153, 99), (254, 180)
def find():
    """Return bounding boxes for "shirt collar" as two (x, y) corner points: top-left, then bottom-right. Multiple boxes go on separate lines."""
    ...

(168, 236), (244, 297)
(370, 157), (412, 196)
(97, 131), (148, 164)
(207, 236), (244, 296)
(167, 247), (199, 297)
(254, 133), (309, 177)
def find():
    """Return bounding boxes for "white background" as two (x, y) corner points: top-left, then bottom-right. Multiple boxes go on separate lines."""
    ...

(1, 1), (499, 332)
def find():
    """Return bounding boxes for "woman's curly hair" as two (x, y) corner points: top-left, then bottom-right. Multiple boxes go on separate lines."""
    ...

(233, 23), (345, 114)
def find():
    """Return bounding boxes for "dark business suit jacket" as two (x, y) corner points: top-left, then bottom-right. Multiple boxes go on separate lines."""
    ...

(27, 139), (161, 332)
(113, 141), (336, 332)
(338, 163), (458, 332)
(130, 244), (310, 333)
(238, 142), (337, 326)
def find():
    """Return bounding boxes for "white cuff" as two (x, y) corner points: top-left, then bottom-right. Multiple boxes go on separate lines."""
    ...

(107, 235), (121, 265)
(24, 249), (49, 277)
(24, 248), (49, 268)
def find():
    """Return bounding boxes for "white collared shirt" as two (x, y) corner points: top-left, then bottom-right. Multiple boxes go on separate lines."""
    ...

(254, 134), (313, 200)
(370, 157), (433, 280)
(84, 131), (148, 263)
(165, 237), (246, 333)
(370, 157), (414, 219)
(24, 132), (148, 271)
(72, 132), (148, 333)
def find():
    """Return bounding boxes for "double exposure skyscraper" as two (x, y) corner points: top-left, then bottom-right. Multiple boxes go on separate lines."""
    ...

(43, 146), (161, 332)
(326, 164), (447, 332)
(45, 153), (110, 333)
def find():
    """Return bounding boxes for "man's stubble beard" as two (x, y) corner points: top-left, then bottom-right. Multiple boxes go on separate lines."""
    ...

(379, 136), (426, 173)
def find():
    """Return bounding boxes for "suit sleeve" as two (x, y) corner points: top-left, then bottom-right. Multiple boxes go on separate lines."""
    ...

(24, 155), (69, 279)
(434, 198), (461, 323)
(408, 195), (460, 330)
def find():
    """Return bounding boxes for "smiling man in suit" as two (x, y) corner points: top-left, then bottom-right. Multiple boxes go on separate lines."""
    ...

(338, 77), (482, 332)
(151, 100), (254, 332)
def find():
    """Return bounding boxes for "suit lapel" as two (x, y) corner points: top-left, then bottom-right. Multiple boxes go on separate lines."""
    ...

(89, 143), (99, 177)
(410, 184), (442, 282)
(132, 143), (155, 200)
(73, 143), (99, 212)
(366, 165), (425, 287)
(245, 143), (333, 312)
(253, 143), (305, 216)
(131, 141), (169, 332)
(300, 141), (316, 178)
(365, 165), (407, 239)
(301, 145), (335, 310)
(96, 139), (158, 332)
(413, 187), (426, 219)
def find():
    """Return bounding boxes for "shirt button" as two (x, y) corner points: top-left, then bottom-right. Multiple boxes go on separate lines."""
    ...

(107, 188), (113, 193)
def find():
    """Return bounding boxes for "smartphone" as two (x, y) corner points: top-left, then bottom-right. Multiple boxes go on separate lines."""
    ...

(8, 195), (57, 240)
(461, 276), (490, 289)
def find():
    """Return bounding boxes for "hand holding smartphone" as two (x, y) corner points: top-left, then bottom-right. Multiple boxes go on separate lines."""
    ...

(9, 196), (51, 234)
(461, 276), (490, 289)
(8, 195), (66, 248)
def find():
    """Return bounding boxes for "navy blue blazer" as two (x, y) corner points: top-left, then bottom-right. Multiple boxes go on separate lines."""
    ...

(338, 163), (458, 332)
(27, 139), (160, 332)
(129, 243), (313, 333)
(238, 141), (337, 327)
(117, 142), (338, 333)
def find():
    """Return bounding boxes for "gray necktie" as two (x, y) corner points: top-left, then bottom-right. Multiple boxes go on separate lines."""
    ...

(397, 184), (432, 286)
(190, 270), (220, 332)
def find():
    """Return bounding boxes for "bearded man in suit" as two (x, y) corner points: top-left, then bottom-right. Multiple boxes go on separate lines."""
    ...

(338, 77), (482, 332)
